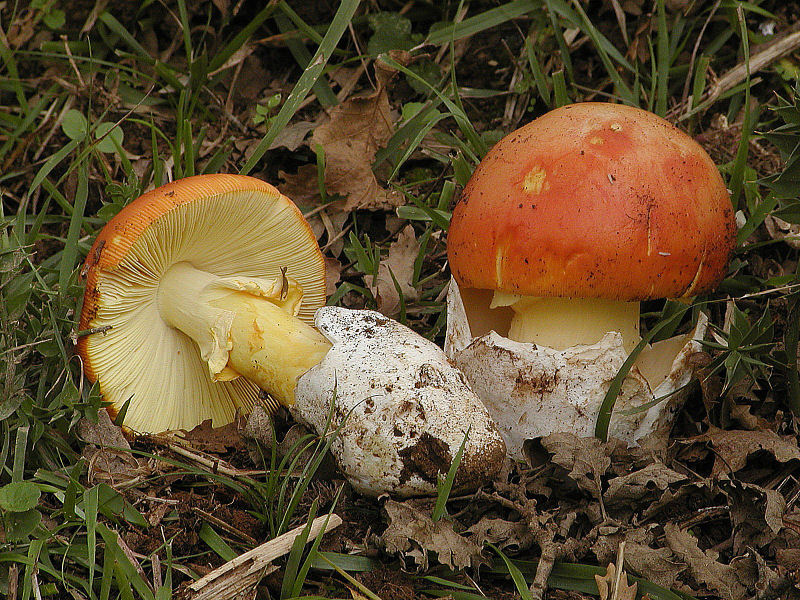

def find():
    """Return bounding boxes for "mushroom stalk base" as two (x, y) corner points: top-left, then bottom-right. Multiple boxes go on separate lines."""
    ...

(157, 262), (331, 406)
(491, 292), (641, 353)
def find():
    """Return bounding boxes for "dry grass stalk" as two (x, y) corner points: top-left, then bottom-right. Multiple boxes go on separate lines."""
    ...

(186, 513), (343, 600)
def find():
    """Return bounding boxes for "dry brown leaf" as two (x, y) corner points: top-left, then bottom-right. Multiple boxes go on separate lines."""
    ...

(748, 549), (785, 600)
(465, 516), (534, 552)
(78, 409), (131, 449)
(720, 479), (786, 553)
(728, 401), (775, 431)
(765, 214), (800, 249)
(278, 165), (326, 210)
(311, 90), (401, 211)
(604, 463), (687, 509)
(540, 433), (617, 498)
(269, 121), (315, 151)
(78, 410), (149, 485)
(241, 405), (274, 465)
(689, 426), (800, 477)
(594, 534), (686, 591)
(299, 207), (348, 258)
(7, 10), (36, 48)
(380, 499), (484, 571)
(211, 0), (230, 17)
(776, 548), (800, 571)
(663, 522), (749, 599)
(325, 255), (343, 296)
(181, 418), (245, 454)
(595, 561), (637, 600)
(278, 59), (408, 212)
(368, 225), (420, 316)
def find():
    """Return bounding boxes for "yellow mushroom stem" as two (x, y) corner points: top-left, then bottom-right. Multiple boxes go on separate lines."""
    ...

(491, 292), (641, 353)
(157, 262), (331, 406)
(489, 291), (694, 390)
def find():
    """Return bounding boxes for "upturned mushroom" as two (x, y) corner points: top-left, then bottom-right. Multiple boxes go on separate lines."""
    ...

(77, 174), (505, 496)
(445, 103), (736, 456)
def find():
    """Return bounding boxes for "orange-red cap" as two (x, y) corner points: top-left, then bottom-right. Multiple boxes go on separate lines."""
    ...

(447, 103), (736, 301)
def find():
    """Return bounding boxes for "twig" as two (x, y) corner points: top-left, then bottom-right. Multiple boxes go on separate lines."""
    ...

(690, 28), (800, 117)
(152, 552), (162, 592)
(8, 563), (18, 600)
(193, 507), (259, 546)
(70, 325), (112, 343)
(186, 513), (343, 600)
(166, 442), (263, 478)
(114, 530), (154, 594)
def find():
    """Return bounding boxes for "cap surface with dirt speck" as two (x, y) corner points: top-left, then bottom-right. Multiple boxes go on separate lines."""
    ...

(447, 102), (736, 301)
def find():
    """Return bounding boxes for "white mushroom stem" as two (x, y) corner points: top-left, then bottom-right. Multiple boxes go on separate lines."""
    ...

(491, 292), (641, 353)
(157, 262), (331, 406)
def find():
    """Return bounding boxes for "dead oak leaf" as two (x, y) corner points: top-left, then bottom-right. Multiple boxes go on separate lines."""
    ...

(269, 120), (315, 151)
(325, 256), (343, 296)
(604, 462), (687, 509)
(664, 522), (748, 600)
(312, 90), (402, 211)
(465, 516), (534, 553)
(278, 164), (325, 210)
(541, 432), (621, 498)
(78, 409), (150, 485)
(688, 426), (800, 477)
(380, 499), (485, 571)
(719, 479), (786, 553)
(594, 534), (686, 591)
(369, 225), (420, 316)
(78, 408), (131, 449)
(180, 418), (245, 453)
(595, 561), (637, 600)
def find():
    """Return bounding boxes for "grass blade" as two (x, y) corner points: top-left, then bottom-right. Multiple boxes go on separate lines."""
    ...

(426, 0), (538, 45)
(86, 484), (99, 593)
(432, 427), (469, 522)
(569, 0), (635, 103)
(728, 6), (753, 211)
(12, 425), (28, 483)
(58, 163), (88, 295)
(488, 544), (533, 600)
(274, 11), (338, 107)
(655, 0), (669, 116)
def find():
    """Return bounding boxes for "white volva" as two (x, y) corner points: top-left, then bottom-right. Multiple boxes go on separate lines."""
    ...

(294, 306), (506, 498)
(446, 278), (706, 458)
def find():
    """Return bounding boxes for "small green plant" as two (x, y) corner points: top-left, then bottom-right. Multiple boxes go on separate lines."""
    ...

(702, 304), (776, 394)
(253, 92), (283, 126)
(32, 0), (65, 30)
(0, 481), (42, 543)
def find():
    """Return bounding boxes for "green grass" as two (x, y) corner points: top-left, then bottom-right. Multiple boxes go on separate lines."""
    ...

(0, 0), (797, 598)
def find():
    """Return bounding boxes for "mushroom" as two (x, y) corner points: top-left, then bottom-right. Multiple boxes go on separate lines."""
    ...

(78, 174), (505, 496)
(445, 103), (736, 456)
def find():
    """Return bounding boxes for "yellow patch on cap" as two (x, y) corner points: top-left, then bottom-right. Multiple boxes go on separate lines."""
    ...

(522, 165), (549, 194)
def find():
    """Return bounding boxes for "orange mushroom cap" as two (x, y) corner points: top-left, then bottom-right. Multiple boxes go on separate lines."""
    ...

(447, 103), (736, 301)
(77, 174), (326, 430)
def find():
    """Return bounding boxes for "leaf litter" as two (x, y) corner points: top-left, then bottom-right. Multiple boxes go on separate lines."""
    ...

(9, 2), (800, 598)
(65, 44), (800, 599)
